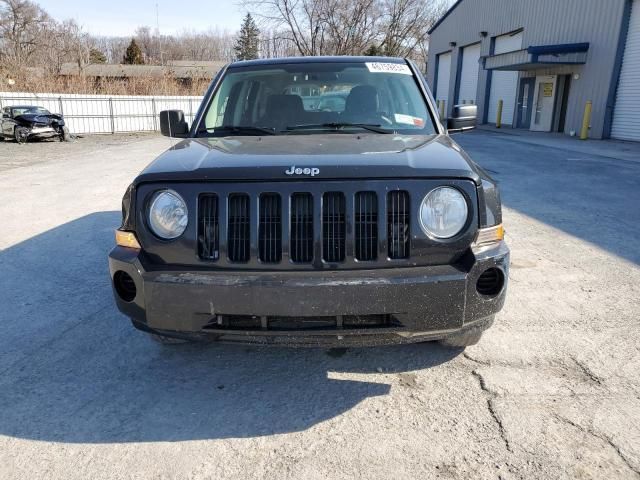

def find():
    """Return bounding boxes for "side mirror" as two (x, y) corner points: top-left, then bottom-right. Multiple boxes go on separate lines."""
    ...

(160, 110), (189, 138)
(447, 104), (477, 133)
(2, 113), (9, 119)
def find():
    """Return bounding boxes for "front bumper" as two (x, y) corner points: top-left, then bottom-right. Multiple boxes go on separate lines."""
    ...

(27, 127), (59, 139)
(108, 242), (509, 346)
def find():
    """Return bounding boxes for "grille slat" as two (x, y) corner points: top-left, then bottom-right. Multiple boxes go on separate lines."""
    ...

(291, 193), (314, 263)
(259, 193), (282, 263)
(198, 194), (219, 260)
(322, 192), (345, 263)
(228, 194), (250, 263)
(388, 191), (410, 259)
(355, 191), (378, 261)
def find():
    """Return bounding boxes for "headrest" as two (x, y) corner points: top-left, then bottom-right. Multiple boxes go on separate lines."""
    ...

(266, 94), (304, 114)
(345, 85), (379, 114)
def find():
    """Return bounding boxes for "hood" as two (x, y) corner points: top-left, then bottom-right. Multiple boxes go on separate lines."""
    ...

(135, 134), (484, 185)
(15, 113), (64, 126)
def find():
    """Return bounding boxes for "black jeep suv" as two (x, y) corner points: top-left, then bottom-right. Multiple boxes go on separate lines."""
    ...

(109, 56), (509, 348)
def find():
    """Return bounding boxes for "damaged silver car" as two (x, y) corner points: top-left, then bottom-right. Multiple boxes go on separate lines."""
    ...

(1, 105), (70, 143)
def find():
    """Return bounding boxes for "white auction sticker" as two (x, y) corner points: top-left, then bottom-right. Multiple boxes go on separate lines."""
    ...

(365, 62), (413, 75)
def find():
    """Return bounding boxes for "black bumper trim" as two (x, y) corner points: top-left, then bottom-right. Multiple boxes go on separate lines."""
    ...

(109, 242), (509, 345)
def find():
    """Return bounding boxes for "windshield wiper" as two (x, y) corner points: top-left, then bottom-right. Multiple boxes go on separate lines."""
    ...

(285, 123), (394, 134)
(201, 125), (277, 136)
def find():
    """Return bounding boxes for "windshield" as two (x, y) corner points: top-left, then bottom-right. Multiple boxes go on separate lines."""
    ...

(199, 62), (437, 136)
(12, 107), (51, 116)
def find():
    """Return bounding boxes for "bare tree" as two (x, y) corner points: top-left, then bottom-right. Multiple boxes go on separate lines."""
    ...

(249, 0), (448, 64)
(379, 0), (447, 57)
(47, 20), (91, 72)
(0, 0), (51, 68)
(134, 26), (159, 63)
(248, 0), (328, 55)
(259, 29), (299, 58)
(321, 0), (379, 55)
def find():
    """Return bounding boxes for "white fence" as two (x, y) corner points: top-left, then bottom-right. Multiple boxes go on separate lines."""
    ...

(0, 92), (204, 135)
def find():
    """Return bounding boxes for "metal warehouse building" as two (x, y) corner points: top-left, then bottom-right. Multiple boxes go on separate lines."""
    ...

(427, 0), (640, 141)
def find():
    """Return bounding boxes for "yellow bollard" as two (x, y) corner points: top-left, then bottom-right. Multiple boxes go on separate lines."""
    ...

(439, 100), (445, 119)
(580, 101), (592, 140)
(496, 99), (504, 128)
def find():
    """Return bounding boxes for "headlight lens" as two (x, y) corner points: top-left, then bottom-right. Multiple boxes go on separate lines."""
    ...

(419, 187), (468, 239)
(148, 190), (188, 239)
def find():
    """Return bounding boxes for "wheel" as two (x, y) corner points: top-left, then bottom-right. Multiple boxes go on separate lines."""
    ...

(14, 127), (28, 144)
(438, 316), (494, 348)
(59, 126), (71, 142)
(148, 333), (191, 345)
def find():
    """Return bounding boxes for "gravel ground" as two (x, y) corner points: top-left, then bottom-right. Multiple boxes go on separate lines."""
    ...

(0, 132), (160, 172)
(0, 131), (638, 479)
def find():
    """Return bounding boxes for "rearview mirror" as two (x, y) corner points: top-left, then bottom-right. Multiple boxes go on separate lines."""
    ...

(160, 110), (189, 138)
(447, 104), (477, 133)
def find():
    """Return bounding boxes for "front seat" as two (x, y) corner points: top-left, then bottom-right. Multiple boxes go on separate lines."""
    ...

(261, 94), (306, 131)
(343, 85), (380, 124)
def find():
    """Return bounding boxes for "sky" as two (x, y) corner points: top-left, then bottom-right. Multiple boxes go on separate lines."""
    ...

(36, 0), (247, 37)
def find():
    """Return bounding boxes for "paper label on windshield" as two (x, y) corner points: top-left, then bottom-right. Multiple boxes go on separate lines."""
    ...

(365, 62), (412, 75)
(395, 113), (425, 127)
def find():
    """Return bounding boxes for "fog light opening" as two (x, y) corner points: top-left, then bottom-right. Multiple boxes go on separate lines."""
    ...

(476, 268), (504, 297)
(114, 271), (137, 302)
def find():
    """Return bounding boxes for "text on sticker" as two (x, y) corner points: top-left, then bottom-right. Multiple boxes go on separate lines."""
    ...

(365, 63), (413, 75)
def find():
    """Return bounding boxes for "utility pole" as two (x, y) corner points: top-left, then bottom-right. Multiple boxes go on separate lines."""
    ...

(156, 2), (164, 65)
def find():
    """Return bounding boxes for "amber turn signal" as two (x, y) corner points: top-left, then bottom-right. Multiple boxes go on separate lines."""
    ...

(115, 230), (141, 249)
(473, 224), (504, 247)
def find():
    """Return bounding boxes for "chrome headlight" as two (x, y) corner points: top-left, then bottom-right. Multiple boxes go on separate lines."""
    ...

(419, 187), (468, 239)
(148, 190), (188, 239)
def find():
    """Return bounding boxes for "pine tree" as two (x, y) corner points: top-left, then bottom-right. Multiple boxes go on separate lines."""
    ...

(364, 45), (384, 57)
(123, 39), (144, 65)
(89, 48), (107, 64)
(234, 13), (260, 61)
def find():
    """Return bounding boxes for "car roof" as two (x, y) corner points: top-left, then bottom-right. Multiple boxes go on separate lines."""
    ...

(9, 105), (45, 109)
(229, 56), (407, 68)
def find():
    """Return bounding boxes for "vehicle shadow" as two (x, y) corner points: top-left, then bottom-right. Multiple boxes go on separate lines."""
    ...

(455, 131), (640, 265)
(0, 212), (461, 444)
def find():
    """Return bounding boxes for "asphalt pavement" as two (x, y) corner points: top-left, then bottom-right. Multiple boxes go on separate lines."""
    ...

(0, 130), (638, 479)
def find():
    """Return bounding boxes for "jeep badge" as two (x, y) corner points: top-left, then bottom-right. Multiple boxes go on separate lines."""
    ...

(285, 166), (320, 176)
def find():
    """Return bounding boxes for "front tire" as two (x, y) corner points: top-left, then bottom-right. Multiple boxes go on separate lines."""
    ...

(59, 126), (71, 142)
(14, 127), (28, 144)
(439, 316), (494, 348)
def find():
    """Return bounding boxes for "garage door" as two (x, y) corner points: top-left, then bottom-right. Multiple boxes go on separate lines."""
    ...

(436, 52), (452, 114)
(611, 0), (640, 141)
(488, 31), (523, 125)
(457, 43), (481, 104)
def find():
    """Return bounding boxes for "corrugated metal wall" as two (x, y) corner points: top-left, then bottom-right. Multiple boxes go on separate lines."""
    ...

(611, 0), (640, 141)
(427, 0), (628, 139)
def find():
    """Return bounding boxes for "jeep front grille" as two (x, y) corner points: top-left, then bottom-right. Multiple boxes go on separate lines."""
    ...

(291, 193), (314, 263)
(322, 192), (346, 263)
(197, 188), (414, 266)
(355, 191), (378, 261)
(388, 190), (410, 260)
(228, 194), (250, 263)
(198, 194), (219, 260)
(259, 193), (282, 263)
